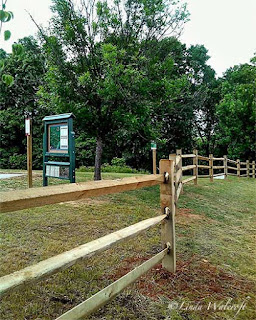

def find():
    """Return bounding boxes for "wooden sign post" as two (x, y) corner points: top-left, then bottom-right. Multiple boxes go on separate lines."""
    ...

(151, 141), (157, 174)
(25, 117), (32, 188)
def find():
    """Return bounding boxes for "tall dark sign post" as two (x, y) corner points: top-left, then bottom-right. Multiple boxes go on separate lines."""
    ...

(42, 113), (75, 186)
(25, 116), (32, 188)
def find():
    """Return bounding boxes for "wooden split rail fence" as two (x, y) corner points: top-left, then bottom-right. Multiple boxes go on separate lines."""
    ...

(0, 152), (255, 319)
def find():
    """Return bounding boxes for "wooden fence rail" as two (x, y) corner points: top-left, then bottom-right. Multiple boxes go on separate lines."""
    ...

(0, 149), (255, 319)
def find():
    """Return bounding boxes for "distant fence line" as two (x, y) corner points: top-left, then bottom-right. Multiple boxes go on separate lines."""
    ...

(0, 151), (255, 319)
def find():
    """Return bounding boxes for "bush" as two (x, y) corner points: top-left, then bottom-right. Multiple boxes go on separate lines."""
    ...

(111, 157), (126, 167)
(78, 163), (148, 174)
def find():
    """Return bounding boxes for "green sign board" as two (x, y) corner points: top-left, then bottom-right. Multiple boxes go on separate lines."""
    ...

(42, 113), (75, 186)
(151, 141), (157, 150)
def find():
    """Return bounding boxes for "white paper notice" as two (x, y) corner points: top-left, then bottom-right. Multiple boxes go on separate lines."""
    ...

(60, 126), (68, 149)
(25, 118), (30, 135)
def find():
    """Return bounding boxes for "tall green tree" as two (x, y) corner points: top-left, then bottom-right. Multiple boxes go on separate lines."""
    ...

(38, 0), (189, 179)
(216, 57), (256, 160)
(0, 37), (48, 168)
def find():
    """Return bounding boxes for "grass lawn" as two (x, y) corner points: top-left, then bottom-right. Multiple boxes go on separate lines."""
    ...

(0, 171), (255, 319)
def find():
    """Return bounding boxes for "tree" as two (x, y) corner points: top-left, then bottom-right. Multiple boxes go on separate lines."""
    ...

(38, 0), (189, 179)
(0, 37), (48, 168)
(215, 57), (256, 160)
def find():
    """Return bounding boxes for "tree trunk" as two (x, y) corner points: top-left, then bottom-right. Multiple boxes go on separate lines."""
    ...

(94, 137), (103, 180)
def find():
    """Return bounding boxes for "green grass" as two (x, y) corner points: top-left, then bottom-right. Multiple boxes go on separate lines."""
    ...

(0, 171), (255, 320)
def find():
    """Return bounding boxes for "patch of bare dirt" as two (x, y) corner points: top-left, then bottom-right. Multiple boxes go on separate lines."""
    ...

(108, 255), (256, 304)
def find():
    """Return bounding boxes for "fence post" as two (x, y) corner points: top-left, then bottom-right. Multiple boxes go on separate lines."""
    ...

(193, 149), (198, 185)
(159, 159), (176, 273)
(253, 161), (255, 178)
(224, 155), (227, 179)
(246, 160), (250, 178)
(176, 149), (183, 193)
(209, 154), (213, 182)
(237, 159), (240, 177)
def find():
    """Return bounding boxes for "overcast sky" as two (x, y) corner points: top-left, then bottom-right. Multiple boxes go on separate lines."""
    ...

(1, 0), (256, 77)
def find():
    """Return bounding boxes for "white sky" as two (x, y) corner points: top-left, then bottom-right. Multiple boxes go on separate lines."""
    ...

(1, 0), (256, 77)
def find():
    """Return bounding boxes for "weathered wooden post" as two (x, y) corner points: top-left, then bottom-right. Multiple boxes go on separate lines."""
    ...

(151, 142), (157, 175)
(159, 159), (176, 273)
(176, 149), (183, 193)
(252, 161), (255, 178)
(237, 159), (240, 177)
(224, 155), (228, 179)
(25, 116), (32, 188)
(246, 160), (250, 178)
(209, 154), (213, 182)
(193, 149), (198, 185)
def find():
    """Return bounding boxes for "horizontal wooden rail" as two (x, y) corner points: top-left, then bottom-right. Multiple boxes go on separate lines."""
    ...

(240, 174), (248, 177)
(227, 159), (237, 164)
(213, 166), (224, 169)
(240, 162), (247, 165)
(0, 175), (164, 214)
(0, 214), (167, 296)
(227, 173), (237, 176)
(198, 165), (210, 169)
(182, 176), (196, 184)
(198, 155), (209, 161)
(56, 248), (168, 320)
(240, 168), (247, 171)
(213, 157), (224, 161)
(182, 165), (196, 172)
(198, 174), (210, 178)
(181, 154), (196, 158)
(227, 166), (238, 170)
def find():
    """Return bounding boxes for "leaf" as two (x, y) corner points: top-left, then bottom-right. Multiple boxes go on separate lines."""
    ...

(2, 74), (14, 86)
(4, 30), (11, 41)
(0, 60), (4, 70)
(0, 10), (6, 21)
(12, 44), (23, 55)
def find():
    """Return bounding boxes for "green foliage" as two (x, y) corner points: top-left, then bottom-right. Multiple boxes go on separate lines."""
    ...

(216, 60), (256, 160)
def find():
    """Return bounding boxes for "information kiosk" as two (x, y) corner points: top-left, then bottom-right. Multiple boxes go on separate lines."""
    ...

(42, 113), (75, 186)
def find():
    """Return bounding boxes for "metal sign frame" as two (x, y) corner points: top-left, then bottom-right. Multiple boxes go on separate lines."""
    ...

(42, 113), (75, 186)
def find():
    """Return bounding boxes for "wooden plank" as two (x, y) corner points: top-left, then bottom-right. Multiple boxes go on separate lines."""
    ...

(209, 154), (213, 182)
(159, 159), (176, 273)
(212, 157), (224, 161)
(198, 155), (209, 161)
(213, 166), (225, 169)
(246, 160), (250, 177)
(181, 154), (196, 158)
(227, 173), (237, 176)
(0, 175), (164, 214)
(182, 176), (196, 184)
(182, 165), (196, 172)
(227, 166), (238, 170)
(176, 149), (183, 195)
(175, 168), (182, 184)
(193, 149), (198, 185)
(176, 182), (182, 200)
(240, 168), (247, 171)
(224, 155), (227, 179)
(240, 174), (248, 177)
(198, 165), (210, 169)
(56, 248), (168, 320)
(227, 159), (237, 164)
(175, 155), (182, 166)
(240, 162), (247, 165)
(237, 159), (240, 177)
(198, 174), (210, 178)
(152, 149), (157, 174)
(0, 214), (167, 296)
